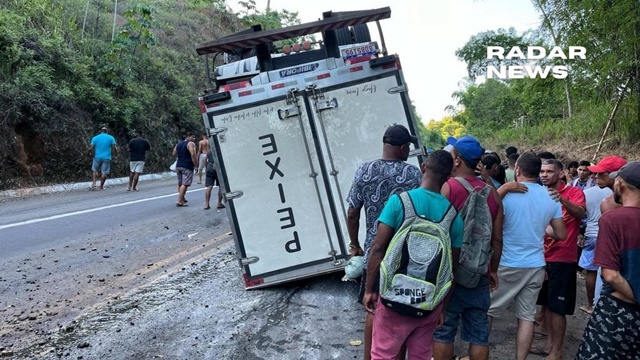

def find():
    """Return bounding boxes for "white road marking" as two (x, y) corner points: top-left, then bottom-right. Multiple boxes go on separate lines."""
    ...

(0, 188), (206, 230)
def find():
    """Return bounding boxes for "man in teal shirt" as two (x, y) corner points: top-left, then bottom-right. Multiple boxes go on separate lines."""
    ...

(363, 150), (463, 360)
(90, 125), (118, 190)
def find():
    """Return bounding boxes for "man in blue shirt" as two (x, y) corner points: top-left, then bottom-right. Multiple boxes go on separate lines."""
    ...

(90, 125), (118, 190)
(489, 152), (566, 360)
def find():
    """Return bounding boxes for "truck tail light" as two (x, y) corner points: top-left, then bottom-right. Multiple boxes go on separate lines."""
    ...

(218, 81), (251, 92)
(243, 273), (264, 287)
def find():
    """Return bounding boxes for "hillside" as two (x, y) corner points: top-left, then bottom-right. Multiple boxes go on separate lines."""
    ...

(2, 0), (639, 191)
(0, 0), (249, 190)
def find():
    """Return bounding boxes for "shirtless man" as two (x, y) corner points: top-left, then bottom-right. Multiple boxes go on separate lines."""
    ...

(197, 134), (210, 184)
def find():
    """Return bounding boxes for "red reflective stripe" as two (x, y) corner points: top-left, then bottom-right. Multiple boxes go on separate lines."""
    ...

(243, 273), (264, 287)
(350, 65), (364, 72)
(198, 99), (207, 114)
(220, 81), (250, 92)
(317, 73), (331, 79)
(239, 90), (252, 97)
(272, 83), (285, 89)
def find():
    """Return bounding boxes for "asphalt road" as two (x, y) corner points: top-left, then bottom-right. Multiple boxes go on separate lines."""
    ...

(0, 179), (236, 358)
(0, 178), (592, 359)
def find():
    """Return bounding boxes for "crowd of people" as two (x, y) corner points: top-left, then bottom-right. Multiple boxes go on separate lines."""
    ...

(89, 126), (225, 210)
(347, 125), (639, 360)
(89, 124), (638, 359)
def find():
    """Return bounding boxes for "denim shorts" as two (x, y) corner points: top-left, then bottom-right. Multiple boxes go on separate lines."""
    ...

(92, 158), (111, 174)
(433, 276), (491, 345)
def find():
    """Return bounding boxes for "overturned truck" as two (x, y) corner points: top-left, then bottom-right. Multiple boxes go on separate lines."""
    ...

(196, 7), (423, 289)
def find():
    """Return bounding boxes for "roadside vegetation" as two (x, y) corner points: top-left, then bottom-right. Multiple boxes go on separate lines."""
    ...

(0, 0), (295, 190)
(1, 0), (638, 190)
(435, 0), (640, 162)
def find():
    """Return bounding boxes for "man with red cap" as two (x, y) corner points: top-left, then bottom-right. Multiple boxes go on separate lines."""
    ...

(584, 156), (628, 309)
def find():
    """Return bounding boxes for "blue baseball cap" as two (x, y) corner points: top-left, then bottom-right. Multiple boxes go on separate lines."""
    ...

(447, 136), (484, 163)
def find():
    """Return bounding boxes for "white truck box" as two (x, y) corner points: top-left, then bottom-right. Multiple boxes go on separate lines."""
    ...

(196, 7), (424, 289)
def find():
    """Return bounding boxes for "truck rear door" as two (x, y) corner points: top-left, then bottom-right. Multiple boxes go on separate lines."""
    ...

(302, 69), (422, 264)
(204, 62), (420, 289)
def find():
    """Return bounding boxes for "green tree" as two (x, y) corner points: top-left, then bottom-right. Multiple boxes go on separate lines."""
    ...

(535, 0), (640, 127)
(455, 28), (533, 81)
(426, 116), (466, 139)
(100, 3), (157, 91)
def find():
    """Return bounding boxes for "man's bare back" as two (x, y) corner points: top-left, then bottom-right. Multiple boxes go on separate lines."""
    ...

(198, 138), (210, 154)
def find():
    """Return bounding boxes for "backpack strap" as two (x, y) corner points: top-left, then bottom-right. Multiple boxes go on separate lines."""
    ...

(454, 176), (478, 193)
(398, 192), (417, 222)
(438, 204), (457, 230)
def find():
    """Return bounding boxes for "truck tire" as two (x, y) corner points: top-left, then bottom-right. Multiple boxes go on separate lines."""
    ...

(351, 24), (371, 43)
(335, 27), (353, 46)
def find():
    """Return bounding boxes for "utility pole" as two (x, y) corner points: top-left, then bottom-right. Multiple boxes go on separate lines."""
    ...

(111, 0), (118, 41)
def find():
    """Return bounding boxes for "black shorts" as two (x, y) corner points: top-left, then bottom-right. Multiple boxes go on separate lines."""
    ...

(536, 262), (577, 315)
(205, 170), (219, 187)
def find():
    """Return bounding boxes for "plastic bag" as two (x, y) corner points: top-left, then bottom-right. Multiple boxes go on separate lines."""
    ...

(169, 159), (177, 172)
(342, 256), (364, 281)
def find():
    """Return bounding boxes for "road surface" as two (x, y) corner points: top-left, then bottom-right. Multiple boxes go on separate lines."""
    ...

(0, 179), (591, 359)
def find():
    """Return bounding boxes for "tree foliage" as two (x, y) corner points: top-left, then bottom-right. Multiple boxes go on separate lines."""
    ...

(447, 0), (640, 151)
(426, 116), (465, 140)
(0, 0), (248, 189)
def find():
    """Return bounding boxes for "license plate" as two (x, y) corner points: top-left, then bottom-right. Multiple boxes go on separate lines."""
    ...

(341, 43), (378, 59)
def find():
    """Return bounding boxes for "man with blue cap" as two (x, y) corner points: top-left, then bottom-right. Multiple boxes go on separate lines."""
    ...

(434, 136), (503, 360)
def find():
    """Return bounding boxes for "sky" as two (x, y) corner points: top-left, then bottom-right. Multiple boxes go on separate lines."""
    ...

(226, 0), (541, 123)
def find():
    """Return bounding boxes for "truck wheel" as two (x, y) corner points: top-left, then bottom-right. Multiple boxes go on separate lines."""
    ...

(335, 27), (353, 46)
(351, 24), (371, 43)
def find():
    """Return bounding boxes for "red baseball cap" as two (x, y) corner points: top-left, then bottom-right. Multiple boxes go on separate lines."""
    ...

(588, 155), (627, 173)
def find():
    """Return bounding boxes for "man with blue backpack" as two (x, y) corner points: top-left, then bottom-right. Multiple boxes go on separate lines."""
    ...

(433, 136), (504, 360)
(363, 150), (463, 360)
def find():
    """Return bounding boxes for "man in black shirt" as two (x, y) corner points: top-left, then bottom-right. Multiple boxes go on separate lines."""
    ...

(128, 130), (151, 191)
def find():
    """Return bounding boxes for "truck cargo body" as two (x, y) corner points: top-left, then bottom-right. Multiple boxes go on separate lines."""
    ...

(197, 8), (423, 288)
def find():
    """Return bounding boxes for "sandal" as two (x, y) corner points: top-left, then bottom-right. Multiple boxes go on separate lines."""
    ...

(216, 204), (225, 209)
(204, 206), (211, 210)
(579, 305), (593, 315)
(176, 203), (188, 207)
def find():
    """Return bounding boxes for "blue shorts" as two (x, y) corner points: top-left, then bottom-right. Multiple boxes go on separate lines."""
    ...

(578, 236), (598, 271)
(92, 158), (111, 174)
(433, 276), (491, 346)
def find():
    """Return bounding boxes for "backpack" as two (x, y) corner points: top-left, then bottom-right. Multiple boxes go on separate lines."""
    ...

(379, 191), (457, 317)
(453, 177), (493, 288)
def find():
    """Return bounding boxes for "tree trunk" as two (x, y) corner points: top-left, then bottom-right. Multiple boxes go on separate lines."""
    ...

(593, 76), (632, 161)
(534, 0), (573, 119)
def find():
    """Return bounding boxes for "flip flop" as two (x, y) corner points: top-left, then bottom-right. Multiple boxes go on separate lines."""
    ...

(176, 203), (188, 207)
(216, 204), (225, 209)
(204, 206), (211, 210)
(579, 305), (593, 315)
